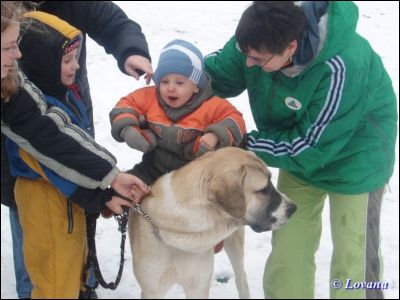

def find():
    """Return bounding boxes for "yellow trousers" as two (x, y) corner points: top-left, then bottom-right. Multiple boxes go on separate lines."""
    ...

(15, 177), (86, 299)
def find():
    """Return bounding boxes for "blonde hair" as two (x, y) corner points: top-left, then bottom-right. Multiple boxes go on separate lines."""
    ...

(1, 1), (26, 101)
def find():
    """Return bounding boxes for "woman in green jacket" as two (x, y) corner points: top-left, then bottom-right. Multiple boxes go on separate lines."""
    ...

(205, 2), (397, 299)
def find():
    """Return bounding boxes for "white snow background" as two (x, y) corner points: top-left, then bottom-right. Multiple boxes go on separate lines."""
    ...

(1, 1), (398, 299)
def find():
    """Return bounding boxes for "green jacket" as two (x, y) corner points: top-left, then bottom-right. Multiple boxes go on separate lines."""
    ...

(205, 1), (397, 194)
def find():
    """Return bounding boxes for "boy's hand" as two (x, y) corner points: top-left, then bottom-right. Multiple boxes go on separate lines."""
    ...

(111, 172), (150, 203)
(121, 126), (157, 152)
(105, 195), (133, 215)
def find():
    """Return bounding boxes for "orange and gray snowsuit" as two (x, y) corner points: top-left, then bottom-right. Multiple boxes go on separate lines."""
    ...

(110, 78), (246, 185)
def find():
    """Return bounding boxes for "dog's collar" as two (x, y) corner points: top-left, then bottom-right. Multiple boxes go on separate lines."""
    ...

(130, 204), (160, 238)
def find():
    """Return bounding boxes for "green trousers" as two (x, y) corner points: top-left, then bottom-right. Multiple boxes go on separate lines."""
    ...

(264, 170), (385, 299)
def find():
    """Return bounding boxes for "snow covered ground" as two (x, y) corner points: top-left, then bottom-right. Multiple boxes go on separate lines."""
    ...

(1, 1), (398, 299)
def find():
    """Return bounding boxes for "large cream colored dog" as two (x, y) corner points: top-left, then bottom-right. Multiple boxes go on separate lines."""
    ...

(128, 147), (296, 299)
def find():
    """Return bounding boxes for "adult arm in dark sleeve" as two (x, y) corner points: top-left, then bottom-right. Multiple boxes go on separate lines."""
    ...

(40, 1), (151, 75)
(1, 74), (119, 190)
(83, 1), (151, 74)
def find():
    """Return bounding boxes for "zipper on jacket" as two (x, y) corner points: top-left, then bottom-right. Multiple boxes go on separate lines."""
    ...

(166, 122), (175, 171)
(67, 198), (74, 233)
(266, 77), (277, 121)
(65, 93), (85, 126)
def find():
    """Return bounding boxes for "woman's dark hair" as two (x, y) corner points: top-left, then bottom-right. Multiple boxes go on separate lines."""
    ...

(235, 1), (306, 54)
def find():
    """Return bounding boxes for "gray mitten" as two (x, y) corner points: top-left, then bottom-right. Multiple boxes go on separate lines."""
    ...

(121, 126), (157, 153)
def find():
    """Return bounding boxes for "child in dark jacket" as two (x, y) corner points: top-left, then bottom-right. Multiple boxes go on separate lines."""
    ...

(110, 39), (246, 186)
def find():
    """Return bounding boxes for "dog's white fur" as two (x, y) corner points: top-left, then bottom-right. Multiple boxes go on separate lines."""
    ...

(128, 147), (296, 298)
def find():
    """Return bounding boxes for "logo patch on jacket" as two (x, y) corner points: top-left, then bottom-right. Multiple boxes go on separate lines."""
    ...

(284, 97), (302, 110)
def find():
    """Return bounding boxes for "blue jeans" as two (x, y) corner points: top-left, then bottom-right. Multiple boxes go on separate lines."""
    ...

(9, 207), (32, 299)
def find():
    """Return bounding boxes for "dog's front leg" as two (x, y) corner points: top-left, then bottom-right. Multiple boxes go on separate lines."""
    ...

(181, 252), (214, 299)
(183, 277), (212, 299)
(224, 227), (250, 299)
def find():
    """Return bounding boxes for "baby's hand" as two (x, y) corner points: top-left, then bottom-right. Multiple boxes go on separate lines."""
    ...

(121, 126), (157, 153)
(199, 132), (219, 150)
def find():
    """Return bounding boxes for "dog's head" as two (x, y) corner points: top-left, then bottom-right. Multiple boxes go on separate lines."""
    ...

(205, 147), (296, 233)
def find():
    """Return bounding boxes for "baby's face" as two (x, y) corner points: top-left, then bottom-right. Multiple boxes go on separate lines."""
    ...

(158, 74), (199, 108)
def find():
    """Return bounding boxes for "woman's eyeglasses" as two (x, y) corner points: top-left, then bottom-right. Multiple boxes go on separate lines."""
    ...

(235, 42), (276, 67)
(247, 54), (275, 67)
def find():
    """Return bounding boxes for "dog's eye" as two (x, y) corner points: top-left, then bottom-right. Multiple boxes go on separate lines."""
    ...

(257, 184), (271, 194)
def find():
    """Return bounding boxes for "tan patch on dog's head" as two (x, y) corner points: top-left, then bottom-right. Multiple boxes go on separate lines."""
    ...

(208, 165), (247, 219)
(204, 148), (266, 218)
(171, 147), (272, 220)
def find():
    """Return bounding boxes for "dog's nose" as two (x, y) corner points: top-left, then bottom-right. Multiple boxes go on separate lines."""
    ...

(286, 204), (297, 218)
(251, 224), (263, 232)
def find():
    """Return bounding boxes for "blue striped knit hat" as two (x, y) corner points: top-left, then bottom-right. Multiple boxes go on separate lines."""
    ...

(153, 39), (205, 88)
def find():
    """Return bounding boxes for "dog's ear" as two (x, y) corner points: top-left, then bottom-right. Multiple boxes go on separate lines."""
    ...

(208, 165), (246, 219)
